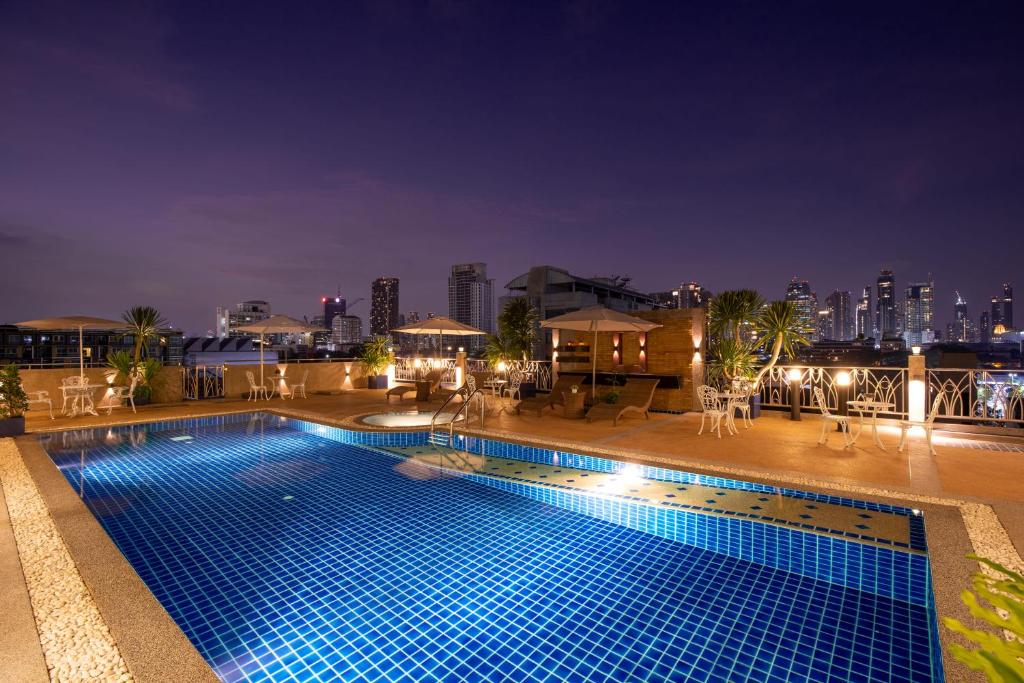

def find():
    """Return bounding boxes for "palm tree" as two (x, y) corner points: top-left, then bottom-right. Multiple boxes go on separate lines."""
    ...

(497, 298), (538, 361)
(122, 306), (167, 365)
(484, 334), (518, 369)
(752, 300), (811, 388)
(708, 289), (764, 340)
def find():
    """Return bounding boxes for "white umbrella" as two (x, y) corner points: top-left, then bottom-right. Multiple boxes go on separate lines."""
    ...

(16, 315), (128, 379)
(236, 315), (324, 385)
(540, 306), (661, 391)
(391, 316), (487, 357)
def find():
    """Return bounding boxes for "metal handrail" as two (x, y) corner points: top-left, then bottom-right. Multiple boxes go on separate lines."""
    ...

(429, 385), (486, 440)
(445, 389), (486, 438)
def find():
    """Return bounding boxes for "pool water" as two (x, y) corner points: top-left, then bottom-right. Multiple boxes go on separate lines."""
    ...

(361, 410), (462, 428)
(41, 414), (944, 682)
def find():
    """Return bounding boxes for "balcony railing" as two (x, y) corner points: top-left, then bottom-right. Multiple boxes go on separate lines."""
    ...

(759, 365), (1024, 427)
(393, 357), (553, 391)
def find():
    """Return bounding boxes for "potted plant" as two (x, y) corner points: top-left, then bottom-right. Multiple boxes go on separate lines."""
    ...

(133, 358), (163, 406)
(360, 336), (391, 389)
(0, 364), (29, 437)
(496, 298), (539, 398)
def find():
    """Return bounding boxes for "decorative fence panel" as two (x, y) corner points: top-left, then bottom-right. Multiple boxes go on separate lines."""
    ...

(758, 366), (908, 418)
(926, 369), (1024, 426)
(182, 365), (225, 400)
(393, 358), (552, 391)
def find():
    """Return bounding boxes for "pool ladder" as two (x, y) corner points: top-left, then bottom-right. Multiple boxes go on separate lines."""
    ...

(428, 385), (486, 451)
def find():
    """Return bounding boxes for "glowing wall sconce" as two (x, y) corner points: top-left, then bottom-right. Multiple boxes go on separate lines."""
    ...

(458, 347), (464, 353)
(497, 361), (508, 373)
(836, 371), (851, 386)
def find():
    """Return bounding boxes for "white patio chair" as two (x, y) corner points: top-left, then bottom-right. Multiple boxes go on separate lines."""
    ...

(289, 370), (309, 399)
(502, 371), (523, 406)
(59, 375), (87, 415)
(246, 371), (269, 401)
(813, 387), (853, 447)
(27, 390), (54, 419)
(730, 378), (754, 429)
(697, 384), (730, 438)
(106, 371), (139, 415)
(897, 393), (945, 456)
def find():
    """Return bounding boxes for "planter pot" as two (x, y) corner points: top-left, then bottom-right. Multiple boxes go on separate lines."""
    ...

(0, 416), (25, 438)
(134, 396), (151, 407)
(367, 375), (389, 390)
(519, 382), (537, 399)
(734, 395), (761, 419)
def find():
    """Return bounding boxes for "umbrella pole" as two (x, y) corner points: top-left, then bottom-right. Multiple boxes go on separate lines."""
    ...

(592, 327), (598, 399)
(259, 333), (265, 385)
(79, 324), (85, 379)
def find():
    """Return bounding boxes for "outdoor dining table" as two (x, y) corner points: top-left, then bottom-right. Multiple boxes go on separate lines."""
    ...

(482, 379), (508, 413)
(266, 373), (291, 400)
(847, 399), (896, 448)
(716, 391), (747, 435)
(64, 382), (102, 417)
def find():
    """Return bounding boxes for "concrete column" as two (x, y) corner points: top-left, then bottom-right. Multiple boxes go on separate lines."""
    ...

(908, 353), (926, 422)
(455, 350), (467, 388)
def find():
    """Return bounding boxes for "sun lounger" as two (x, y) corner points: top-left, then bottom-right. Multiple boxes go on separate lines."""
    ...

(385, 370), (441, 401)
(514, 374), (586, 417)
(585, 378), (659, 426)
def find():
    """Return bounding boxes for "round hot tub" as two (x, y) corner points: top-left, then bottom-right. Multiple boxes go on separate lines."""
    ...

(361, 410), (463, 428)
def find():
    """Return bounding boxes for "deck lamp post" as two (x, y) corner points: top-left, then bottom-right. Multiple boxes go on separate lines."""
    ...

(836, 371), (851, 431)
(787, 368), (802, 420)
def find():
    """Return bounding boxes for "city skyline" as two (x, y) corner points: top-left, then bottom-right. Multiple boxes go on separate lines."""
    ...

(1, 2), (1022, 335)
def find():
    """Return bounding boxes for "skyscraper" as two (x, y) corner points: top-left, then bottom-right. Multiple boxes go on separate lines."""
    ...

(331, 315), (362, 345)
(980, 311), (991, 344)
(855, 286), (872, 339)
(825, 290), (854, 341)
(875, 270), (897, 338)
(903, 279), (935, 346)
(815, 309), (830, 342)
(953, 292), (975, 343)
(785, 278), (817, 339)
(999, 283), (1013, 328)
(449, 263), (494, 349)
(322, 295), (346, 331)
(370, 277), (400, 337)
(216, 300), (271, 338)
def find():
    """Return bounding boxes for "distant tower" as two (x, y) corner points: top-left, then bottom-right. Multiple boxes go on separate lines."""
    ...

(448, 263), (494, 349)
(875, 270), (896, 338)
(785, 278), (817, 339)
(953, 292), (975, 343)
(980, 311), (991, 344)
(855, 286), (872, 339)
(903, 278), (935, 346)
(1002, 282), (1013, 328)
(370, 277), (400, 337)
(825, 290), (854, 341)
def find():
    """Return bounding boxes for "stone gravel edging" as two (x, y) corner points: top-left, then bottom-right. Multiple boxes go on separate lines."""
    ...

(0, 438), (131, 682)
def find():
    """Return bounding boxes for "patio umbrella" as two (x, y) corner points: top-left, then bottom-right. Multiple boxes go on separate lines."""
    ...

(236, 315), (324, 385)
(540, 306), (661, 390)
(391, 316), (487, 357)
(15, 315), (128, 379)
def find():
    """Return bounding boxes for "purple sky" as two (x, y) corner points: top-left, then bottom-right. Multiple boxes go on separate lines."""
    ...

(2, 1), (1022, 335)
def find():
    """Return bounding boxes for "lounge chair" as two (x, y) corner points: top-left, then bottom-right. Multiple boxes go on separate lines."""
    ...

(586, 378), (659, 425)
(514, 374), (586, 417)
(385, 370), (441, 401)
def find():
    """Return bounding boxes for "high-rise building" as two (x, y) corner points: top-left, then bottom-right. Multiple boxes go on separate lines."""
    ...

(785, 278), (817, 339)
(449, 263), (494, 349)
(824, 290), (854, 341)
(992, 283), (1014, 329)
(903, 279), (935, 346)
(876, 270), (897, 338)
(331, 315), (362, 345)
(370, 277), (400, 337)
(855, 286), (872, 339)
(980, 311), (991, 344)
(322, 295), (346, 331)
(815, 309), (830, 342)
(679, 282), (706, 308)
(216, 300), (271, 338)
(953, 292), (976, 343)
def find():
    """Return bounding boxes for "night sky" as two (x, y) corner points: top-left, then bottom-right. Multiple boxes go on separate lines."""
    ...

(2, 1), (1022, 335)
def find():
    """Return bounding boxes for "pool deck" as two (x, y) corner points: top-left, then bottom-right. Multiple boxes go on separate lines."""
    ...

(6, 389), (1024, 681)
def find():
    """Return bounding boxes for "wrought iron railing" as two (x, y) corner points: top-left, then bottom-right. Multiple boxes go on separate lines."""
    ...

(758, 366), (908, 417)
(392, 357), (553, 391)
(926, 369), (1024, 425)
(182, 365), (225, 400)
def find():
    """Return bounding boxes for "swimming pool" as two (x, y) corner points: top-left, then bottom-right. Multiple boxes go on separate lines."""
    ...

(41, 413), (944, 682)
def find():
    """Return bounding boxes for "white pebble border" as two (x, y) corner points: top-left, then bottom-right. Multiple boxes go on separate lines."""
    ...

(0, 438), (132, 683)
